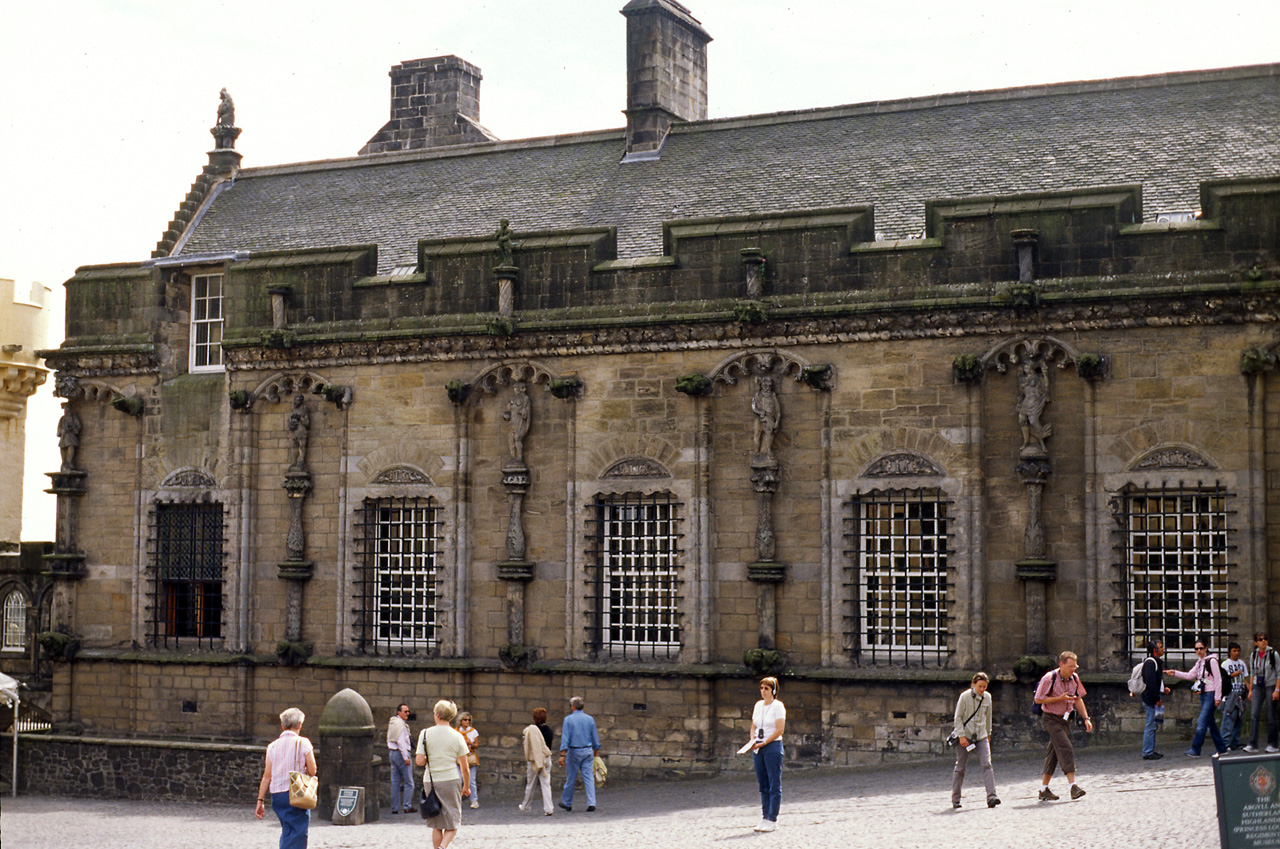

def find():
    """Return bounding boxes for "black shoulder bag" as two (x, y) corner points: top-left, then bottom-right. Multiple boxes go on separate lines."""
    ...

(419, 732), (444, 819)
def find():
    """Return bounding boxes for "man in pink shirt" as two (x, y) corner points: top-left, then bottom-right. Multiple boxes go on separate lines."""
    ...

(1033, 651), (1094, 801)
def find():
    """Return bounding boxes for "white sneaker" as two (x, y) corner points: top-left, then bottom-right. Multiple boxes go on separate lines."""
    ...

(753, 820), (767, 832)
(757, 820), (777, 833)
(517, 803), (527, 812)
(1267, 746), (1279, 753)
(470, 800), (480, 809)
(1245, 745), (1259, 753)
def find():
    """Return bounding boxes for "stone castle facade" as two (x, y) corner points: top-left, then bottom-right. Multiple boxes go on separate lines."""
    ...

(28, 0), (1280, 791)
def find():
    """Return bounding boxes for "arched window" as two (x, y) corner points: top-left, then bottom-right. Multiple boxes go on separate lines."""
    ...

(2, 590), (28, 651)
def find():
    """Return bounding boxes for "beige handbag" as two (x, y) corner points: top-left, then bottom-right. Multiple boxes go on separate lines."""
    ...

(288, 738), (318, 809)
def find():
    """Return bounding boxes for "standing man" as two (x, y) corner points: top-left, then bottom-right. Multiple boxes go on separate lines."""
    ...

(1222, 642), (1249, 750)
(387, 703), (415, 814)
(558, 696), (600, 812)
(1246, 632), (1280, 753)
(1140, 640), (1171, 760)
(1034, 651), (1093, 801)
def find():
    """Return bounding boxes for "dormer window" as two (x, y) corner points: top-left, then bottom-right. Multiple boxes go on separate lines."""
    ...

(190, 273), (224, 372)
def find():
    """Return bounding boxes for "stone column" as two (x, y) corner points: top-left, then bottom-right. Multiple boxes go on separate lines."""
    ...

(278, 396), (314, 644)
(748, 458), (784, 650)
(1015, 457), (1054, 654)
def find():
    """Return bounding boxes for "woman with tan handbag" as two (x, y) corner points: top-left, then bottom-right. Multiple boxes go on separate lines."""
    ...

(255, 707), (317, 849)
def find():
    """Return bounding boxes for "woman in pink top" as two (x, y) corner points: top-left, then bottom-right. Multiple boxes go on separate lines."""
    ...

(1166, 640), (1228, 757)
(254, 707), (318, 849)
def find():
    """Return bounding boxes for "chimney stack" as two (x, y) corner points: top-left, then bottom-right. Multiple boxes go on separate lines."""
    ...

(621, 0), (712, 156)
(359, 55), (497, 155)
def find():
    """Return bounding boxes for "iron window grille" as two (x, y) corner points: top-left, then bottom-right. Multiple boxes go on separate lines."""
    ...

(354, 497), (442, 655)
(843, 488), (953, 667)
(585, 491), (684, 659)
(1113, 483), (1235, 662)
(190, 273), (224, 372)
(2, 590), (27, 650)
(147, 501), (226, 648)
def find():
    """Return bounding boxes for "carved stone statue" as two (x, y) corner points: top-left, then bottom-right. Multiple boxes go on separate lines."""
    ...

(217, 88), (235, 127)
(752, 375), (781, 459)
(1017, 358), (1053, 456)
(287, 393), (310, 471)
(502, 381), (531, 462)
(57, 402), (81, 471)
(496, 219), (514, 267)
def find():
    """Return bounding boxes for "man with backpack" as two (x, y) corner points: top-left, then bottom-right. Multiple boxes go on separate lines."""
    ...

(1165, 639), (1228, 757)
(1034, 651), (1094, 801)
(1246, 632), (1280, 753)
(1134, 640), (1171, 760)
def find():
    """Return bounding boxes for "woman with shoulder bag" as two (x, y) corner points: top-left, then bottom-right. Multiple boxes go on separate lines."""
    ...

(416, 700), (472, 849)
(950, 672), (1000, 809)
(254, 707), (318, 849)
(1165, 640), (1228, 757)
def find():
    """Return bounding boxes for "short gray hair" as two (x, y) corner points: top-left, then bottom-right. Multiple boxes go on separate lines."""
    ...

(570, 696), (585, 710)
(279, 707), (305, 730)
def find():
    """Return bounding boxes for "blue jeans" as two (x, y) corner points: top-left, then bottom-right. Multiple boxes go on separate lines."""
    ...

(270, 789), (309, 849)
(1142, 703), (1159, 757)
(752, 740), (783, 822)
(561, 747), (595, 808)
(389, 753), (414, 812)
(1222, 691), (1245, 748)
(1188, 692), (1227, 755)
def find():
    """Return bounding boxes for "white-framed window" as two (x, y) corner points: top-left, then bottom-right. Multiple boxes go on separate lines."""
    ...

(847, 489), (951, 665)
(356, 497), (441, 654)
(189, 273), (224, 372)
(2, 590), (28, 651)
(1118, 484), (1230, 661)
(588, 492), (682, 658)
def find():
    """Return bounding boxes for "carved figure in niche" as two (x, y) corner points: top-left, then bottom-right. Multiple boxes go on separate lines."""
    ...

(495, 218), (515, 267)
(502, 381), (531, 462)
(752, 375), (781, 459)
(287, 393), (310, 471)
(217, 88), (235, 127)
(1017, 358), (1053, 456)
(57, 402), (81, 471)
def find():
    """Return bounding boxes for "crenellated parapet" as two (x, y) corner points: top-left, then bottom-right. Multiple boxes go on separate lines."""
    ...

(45, 177), (1280, 374)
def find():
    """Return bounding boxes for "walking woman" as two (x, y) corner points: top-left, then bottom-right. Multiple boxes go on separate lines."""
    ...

(416, 699), (471, 849)
(749, 677), (786, 833)
(254, 707), (317, 849)
(951, 672), (1000, 809)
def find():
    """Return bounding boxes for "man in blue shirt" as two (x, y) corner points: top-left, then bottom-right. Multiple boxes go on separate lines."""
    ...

(558, 696), (601, 811)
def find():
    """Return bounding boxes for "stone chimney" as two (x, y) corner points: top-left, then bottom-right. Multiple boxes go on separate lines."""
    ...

(359, 55), (497, 155)
(621, 0), (712, 156)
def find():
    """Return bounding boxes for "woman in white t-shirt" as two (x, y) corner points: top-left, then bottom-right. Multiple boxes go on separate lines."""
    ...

(749, 676), (786, 833)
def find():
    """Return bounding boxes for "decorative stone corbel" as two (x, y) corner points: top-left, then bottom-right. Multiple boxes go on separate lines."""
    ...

(109, 394), (144, 417)
(952, 354), (984, 386)
(313, 383), (354, 410)
(675, 373), (713, 396)
(1241, 347), (1278, 376)
(548, 377), (584, 400)
(1074, 353), (1108, 382)
(799, 364), (834, 392)
(228, 389), (255, 412)
(445, 380), (472, 405)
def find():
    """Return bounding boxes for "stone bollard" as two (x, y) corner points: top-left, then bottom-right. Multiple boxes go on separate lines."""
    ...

(317, 688), (379, 823)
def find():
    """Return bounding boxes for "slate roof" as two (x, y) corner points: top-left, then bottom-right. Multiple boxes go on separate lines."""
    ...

(178, 65), (1280, 275)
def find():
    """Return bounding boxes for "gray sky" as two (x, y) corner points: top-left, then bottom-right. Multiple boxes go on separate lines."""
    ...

(4, 0), (1278, 538)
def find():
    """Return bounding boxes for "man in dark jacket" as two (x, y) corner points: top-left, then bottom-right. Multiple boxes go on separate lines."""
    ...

(1141, 640), (1171, 760)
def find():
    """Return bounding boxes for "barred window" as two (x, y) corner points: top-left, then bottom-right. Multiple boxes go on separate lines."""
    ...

(190, 273), (224, 372)
(150, 502), (225, 647)
(355, 497), (441, 654)
(2, 590), (27, 650)
(586, 492), (683, 658)
(845, 489), (951, 666)
(1117, 484), (1231, 660)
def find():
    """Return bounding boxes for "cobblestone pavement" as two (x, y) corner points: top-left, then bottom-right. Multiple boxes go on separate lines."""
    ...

(1, 745), (1224, 849)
